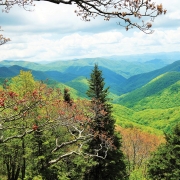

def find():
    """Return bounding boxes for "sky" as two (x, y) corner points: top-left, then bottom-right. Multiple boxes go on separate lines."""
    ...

(0, 0), (180, 62)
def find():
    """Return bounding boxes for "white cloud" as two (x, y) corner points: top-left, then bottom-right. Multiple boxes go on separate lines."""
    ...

(1, 27), (180, 62)
(0, 0), (180, 61)
(168, 11), (180, 20)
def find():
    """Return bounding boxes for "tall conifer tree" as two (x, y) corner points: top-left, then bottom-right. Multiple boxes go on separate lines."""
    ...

(85, 64), (127, 180)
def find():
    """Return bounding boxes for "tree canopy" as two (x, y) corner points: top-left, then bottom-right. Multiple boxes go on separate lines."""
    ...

(0, 71), (113, 179)
(147, 123), (180, 180)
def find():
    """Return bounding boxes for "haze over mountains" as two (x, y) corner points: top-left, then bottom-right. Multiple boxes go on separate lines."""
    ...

(1, 53), (180, 133)
(0, 56), (180, 96)
(1, 51), (179, 78)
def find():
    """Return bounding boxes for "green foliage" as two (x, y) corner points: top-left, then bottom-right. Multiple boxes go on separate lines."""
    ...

(0, 71), (100, 180)
(9, 70), (36, 96)
(129, 168), (147, 180)
(147, 123), (180, 180)
(0, 139), (23, 180)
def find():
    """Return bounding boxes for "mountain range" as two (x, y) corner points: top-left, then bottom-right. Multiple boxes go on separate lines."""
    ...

(1, 58), (180, 95)
(1, 56), (180, 133)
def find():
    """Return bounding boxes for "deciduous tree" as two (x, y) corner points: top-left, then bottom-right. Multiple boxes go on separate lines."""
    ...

(117, 126), (164, 178)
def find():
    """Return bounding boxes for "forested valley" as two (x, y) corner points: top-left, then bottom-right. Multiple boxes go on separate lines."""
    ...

(0, 59), (180, 180)
(1, 0), (179, 179)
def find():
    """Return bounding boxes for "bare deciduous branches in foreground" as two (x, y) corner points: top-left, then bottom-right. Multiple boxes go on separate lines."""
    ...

(0, 75), (112, 166)
(0, 0), (166, 34)
(0, 28), (10, 45)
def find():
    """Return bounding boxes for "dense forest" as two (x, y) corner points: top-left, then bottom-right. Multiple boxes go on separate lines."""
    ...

(0, 61), (180, 179)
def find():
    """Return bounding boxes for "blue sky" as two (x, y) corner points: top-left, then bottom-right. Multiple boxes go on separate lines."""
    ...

(0, 0), (180, 62)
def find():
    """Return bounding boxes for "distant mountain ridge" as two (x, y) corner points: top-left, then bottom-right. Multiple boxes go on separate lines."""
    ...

(1, 59), (180, 97)
(0, 57), (170, 78)
(118, 60), (180, 94)
(0, 64), (126, 96)
(0, 65), (49, 80)
(103, 51), (180, 62)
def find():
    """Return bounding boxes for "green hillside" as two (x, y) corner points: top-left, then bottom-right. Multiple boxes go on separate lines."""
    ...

(119, 60), (180, 94)
(112, 104), (164, 135)
(115, 72), (180, 108)
(65, 76), (89, 98)
(112, 72), (180, 133)
(133, 80), (180, 110)
(132, 107), (180, 133)
(113, 104), (180, 134)
(54, 82), (83, 100)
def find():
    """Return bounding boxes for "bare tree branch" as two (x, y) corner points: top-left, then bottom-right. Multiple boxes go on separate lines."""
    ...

(0, 28), (10, 45)
(0, 0), (166, 34)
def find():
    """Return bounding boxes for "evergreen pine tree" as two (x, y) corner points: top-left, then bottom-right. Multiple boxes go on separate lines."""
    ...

(85, 64), (127, 180)
(147, 123), (180, 180)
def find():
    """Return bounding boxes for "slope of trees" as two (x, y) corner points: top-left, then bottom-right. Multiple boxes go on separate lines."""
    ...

(85, 64), (127, 180)
(113, 72), (180, 133)
(114, 60), (180, 95)
(116, 72), (180, 108)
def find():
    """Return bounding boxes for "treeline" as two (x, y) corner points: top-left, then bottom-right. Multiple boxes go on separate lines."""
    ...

(0, 66), (180, 180)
